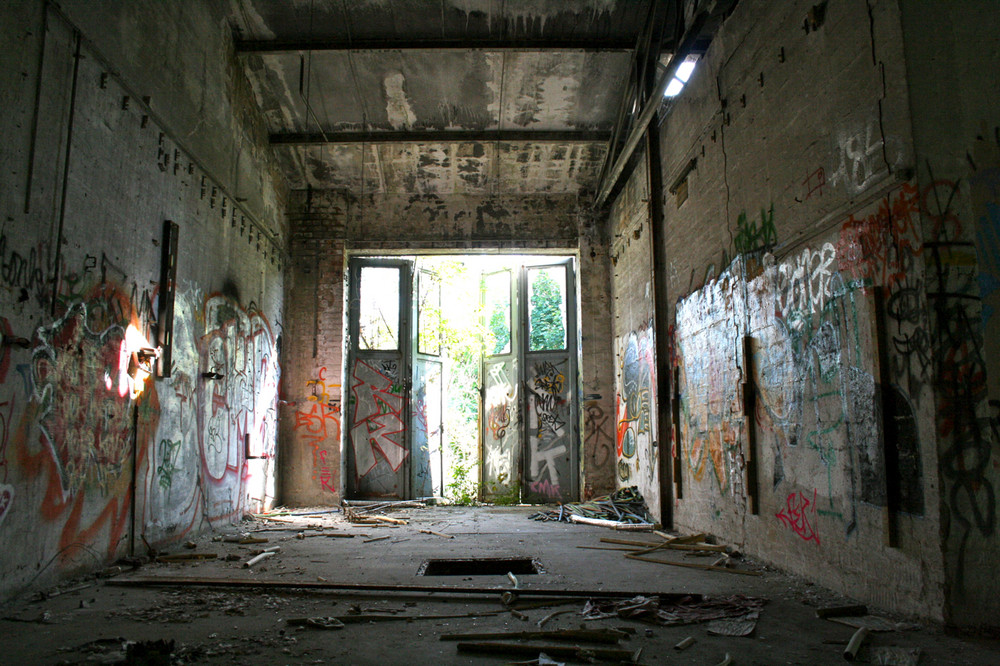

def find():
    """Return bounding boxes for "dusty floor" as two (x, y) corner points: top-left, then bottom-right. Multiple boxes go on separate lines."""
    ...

(1, 505), (998, 665)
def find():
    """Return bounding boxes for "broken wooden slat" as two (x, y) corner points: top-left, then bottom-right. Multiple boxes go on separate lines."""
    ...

(570, 515), (655, 530)
(816, 604), (868, 619)
(155, 553), (217, 563)
(844, 627), (869, 661)
(601, 537), (728, 552)
(624, 554), (762, 576)
(455, 642), (638, 662)
(419, 529), (454, 539)
(439, 628), (624, 643)
(370, 515), (407, 525)
(107, 577), (703, 601)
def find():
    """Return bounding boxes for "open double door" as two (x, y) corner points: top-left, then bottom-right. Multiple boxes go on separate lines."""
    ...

(344, 257), (578, 504)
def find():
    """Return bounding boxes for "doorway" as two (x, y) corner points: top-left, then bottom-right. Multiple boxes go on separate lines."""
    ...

(343, 255), (579, 504)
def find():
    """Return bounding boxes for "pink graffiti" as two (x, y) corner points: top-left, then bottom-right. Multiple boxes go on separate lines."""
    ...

(318, 450), (336, 493)
(776, 489), (820, 544)
(350, 360), (407, 477)
(529, 479), (561, 499)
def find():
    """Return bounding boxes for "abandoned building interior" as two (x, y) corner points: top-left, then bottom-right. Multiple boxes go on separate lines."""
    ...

(1, 0), (1000, 662)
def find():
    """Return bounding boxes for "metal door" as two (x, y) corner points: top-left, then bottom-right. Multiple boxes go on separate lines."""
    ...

(345, 259), (412, 498)
(480, 268), (520, 501)
(520, 259), (579, 503)
(411, 268), (444, 498)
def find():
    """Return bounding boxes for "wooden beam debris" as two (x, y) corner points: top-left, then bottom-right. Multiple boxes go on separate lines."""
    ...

(456, 642), (640, 662)
(439, 628), (626, 644)
(107, 577), (703, 602)
(624, 554), (762, 576)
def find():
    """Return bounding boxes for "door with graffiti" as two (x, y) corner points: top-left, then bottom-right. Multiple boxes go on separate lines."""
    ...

(481, 268), (520, 501)
(521, 260), (579, 503)
(480, 259), (579, 504)
(345, 259), (413, 498)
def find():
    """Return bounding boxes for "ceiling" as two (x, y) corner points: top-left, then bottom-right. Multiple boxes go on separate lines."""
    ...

(227, 0), (673, 197)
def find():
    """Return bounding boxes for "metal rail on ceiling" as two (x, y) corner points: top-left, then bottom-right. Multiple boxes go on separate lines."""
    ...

(270, 130), (612, 145)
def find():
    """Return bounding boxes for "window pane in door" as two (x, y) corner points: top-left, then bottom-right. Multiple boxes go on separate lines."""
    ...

(527, 266), (567, 352)
(484, 271), (511, 356)
(418, 270), (441, 356)
(359, 266), (400, 350)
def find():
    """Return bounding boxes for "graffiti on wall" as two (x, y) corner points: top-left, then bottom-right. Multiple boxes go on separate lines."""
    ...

(196, 295), (278, 517)
(615, 326), (657, 492)
(296, 367), (340, 494)
(922, 175), (996, 592)
(733, 204), (777, 255)
(776, 489), (821, 544)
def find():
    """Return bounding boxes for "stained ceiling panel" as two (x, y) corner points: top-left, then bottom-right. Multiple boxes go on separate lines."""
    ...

(229, 0), (654, 196)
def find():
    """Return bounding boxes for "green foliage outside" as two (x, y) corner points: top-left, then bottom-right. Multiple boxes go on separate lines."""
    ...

(416, 259), (567, 506)
(529, 269), (566, 351)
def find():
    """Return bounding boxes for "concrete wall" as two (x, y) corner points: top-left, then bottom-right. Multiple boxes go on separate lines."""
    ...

(607, 0), (963, 620)
(608, 158), (664, 520)
(0, 0), (285, 599)
(898, 0), (1000, 627)
(280, 189), (616, 505)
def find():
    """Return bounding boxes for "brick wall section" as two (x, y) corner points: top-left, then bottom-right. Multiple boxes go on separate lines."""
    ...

(280, 189), (617, 505)
(280, 191), (348, 505)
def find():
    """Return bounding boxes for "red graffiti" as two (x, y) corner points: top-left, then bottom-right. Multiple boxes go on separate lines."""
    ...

(837, 182), (922, 289)
(776, 489), (821, 544)
(295, 401), (340, 493)
(802, 167), (827, 200)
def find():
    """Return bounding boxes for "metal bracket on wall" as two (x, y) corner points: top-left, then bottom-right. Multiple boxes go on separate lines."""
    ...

(672, 367), (683, 500)
(156, 220), (178, 377)
(743, 335), (759, 515)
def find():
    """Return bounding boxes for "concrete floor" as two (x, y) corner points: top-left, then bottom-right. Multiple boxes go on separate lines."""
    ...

(2, 506), (999, 665)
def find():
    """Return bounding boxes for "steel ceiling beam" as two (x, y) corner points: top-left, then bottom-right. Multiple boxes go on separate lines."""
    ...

(595, 11), (710, 207)
(236, 38), (635, 54)
(270, 130), (612, 145)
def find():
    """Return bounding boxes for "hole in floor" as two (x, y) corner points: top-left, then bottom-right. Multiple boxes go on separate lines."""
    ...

(417, 557), (544, 576)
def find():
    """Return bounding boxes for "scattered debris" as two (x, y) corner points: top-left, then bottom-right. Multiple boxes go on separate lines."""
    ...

(2, 610), (53, 624)
(844, 627), (869, 661)
(286, 616), (345, 630)
(418, 529), (454, 539)
(125, 638), (175, 664)
(244, 551), (275, 568)
(717, 652), (733, 666)
(183, 541), (197, 549)
(706, 614), (759, 637)
(530, 487), (655, 526)
(537, 609), (574, 628)
(508, 572), (520, 589)
(362, 536), (392, 544)
(867, 646), (921, 666)
(674, 636), (696, 650)
(581, 595), (765, 627)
